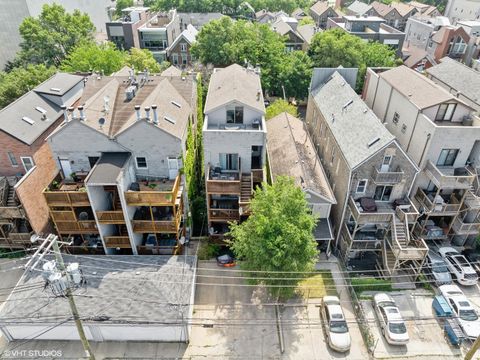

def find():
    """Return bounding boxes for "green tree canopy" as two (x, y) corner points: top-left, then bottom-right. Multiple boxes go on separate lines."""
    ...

(61, 41), (126, 76)
(18, 4), (95, 66)
(115, 0), (134, 17)
(278, 51), (313, 100)
(308, 28), (398, 91)
(0, 65), (56, 109)
(298, 16), (315, 26)
(125, 48), (162, 73)
(266, 100), (298, 120)
(228, 176), (318, 299)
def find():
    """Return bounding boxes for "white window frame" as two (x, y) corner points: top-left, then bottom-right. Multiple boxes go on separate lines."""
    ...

(356, 179), (368, 194)
(20, 156), (34, 172)
(7, 152), (18, 167)
(180, 43), (187, 52)
(135, 157), (148, 169)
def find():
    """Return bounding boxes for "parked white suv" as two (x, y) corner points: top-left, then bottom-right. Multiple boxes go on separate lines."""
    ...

(373, 293), (409, 345)
(439, 285), (480, 339)
(321, 296), (351, 352)
(438, 247), (478, 286)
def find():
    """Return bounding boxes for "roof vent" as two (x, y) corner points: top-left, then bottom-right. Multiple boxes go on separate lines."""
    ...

(331, 113), (335, 123)
(98, 117), (106, 128)
(50, 87), (61, 93)
(342, 99), (354, 111)
(164, 116), (176, 124)
(35, 106), (47, 115)
(367, 137), (381, 148)
(171, 101), (182, 108)
(22, 116), (35, 125)
(363, 108), (368, 113)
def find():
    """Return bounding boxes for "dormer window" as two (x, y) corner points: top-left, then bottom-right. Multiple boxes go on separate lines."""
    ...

(435, 103), (456, 121)
(226, 106), (244, 124)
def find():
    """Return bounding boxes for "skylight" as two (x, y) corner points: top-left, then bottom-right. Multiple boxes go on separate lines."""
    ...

(35, 106), (47, 114)
(171, 101), (182, 108)
(22, 116), (35, 125)
(164, 116), (176, 124)
(367, 137), (380, 148)
(50, 87), (61, 92)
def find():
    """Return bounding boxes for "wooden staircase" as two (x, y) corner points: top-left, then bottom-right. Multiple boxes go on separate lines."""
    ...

(240, 174), (252, 203)
(6, 184), (16, 207)
(393, 216), (408, 248)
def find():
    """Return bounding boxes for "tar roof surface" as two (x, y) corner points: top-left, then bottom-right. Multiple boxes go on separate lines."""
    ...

(34, 73), (84, 96)
(311, 71), (395, 169)
(347, 0), (372, 15)
(379, 65), (462, 109)
(266, 112), (335, 203)
(204, 64), (265, 114)
(0, 255), (196, 324)
(86, 152), (130, 184)
(427, 57), (480, 105)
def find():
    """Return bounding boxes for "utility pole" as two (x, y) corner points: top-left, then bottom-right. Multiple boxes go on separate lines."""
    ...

(27, 234), (96, 360)
(465, 335), (480, 360)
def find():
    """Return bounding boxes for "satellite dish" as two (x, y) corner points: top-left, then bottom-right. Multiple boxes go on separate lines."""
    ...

(98, 117), (106, 127)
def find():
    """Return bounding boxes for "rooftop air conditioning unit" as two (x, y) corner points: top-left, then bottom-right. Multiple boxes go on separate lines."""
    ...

(125, 86), (136, 101)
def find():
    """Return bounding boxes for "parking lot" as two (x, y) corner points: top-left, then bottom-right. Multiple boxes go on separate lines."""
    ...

(361, 289), (466, 359)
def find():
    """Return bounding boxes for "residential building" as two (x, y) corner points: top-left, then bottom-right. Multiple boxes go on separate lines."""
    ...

(107, 8), (180, 62)
(177, 12), (223, 30)
(427, 25), (470, 61)
(309, 1), (340, 29)
(167, 24), (198, 67)
(297, 24), (318, 50)
(0, 255), (196, 342)
(0, 73), (85, 249)
(370, 1), (418, 30)
(409, 1), (441, 17)
(444, 0), (480, 24)
(266, 112), (336, 253)
(327, 15), (405, 56)
(291, 8), (309, 20)
(306, 68), (424, 276)
(255, 9), (288, 23)
(203, 64), (267, 241)
(346, 1), (378, 16)
(271, 17), (317, 51)
(364, 65), (480, 250)
(0, 0), (113, 69)
(45, 69), (196, 255)
(426, 57), (480, 115)
(457, 20), (480, 65)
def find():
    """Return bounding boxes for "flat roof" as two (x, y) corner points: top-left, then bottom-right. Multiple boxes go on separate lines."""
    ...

(34, 73), (84, 96)
(0, 255), (196, 325)
(344, 15), (385, 21)
(86, 152), (130, 184)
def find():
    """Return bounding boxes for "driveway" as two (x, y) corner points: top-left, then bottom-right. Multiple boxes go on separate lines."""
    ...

(362, 291), (462, 359)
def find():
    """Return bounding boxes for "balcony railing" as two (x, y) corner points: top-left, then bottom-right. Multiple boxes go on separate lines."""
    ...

(125, 175), (181, 206)
(209, 209), (240, 222)
(96, 211), (125, 224)
(349, 197), (394, 224)
(252, 169), (264, 183)
(104, 236), (131, 248)
(206, 163), (241, 195)
(50, 210), (76, 222)
(388, 217), (428, 261)
(424, 160), (474, 189)
(132, 218), (179, 233)
(372, 166), (404, 184)
(414, 188), (462, 214)
(0, 206), (25, 219)
(55, 221), (98, 233)
(451, 217), (480, 235)
(44, 191), (90, 207)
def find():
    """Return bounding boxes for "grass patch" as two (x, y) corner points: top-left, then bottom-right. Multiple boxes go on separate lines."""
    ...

(351, 277), (393, 294)
(297, 270), (337, 299)
(197, 242), (220, 260)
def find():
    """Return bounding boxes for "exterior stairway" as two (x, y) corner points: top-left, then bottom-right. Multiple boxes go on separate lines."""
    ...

(6, 184), (16, 207)
(240, 174), (252, 203)
(393, 216), (408, 248)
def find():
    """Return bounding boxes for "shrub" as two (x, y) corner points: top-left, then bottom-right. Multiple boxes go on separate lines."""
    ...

(197, 242), (220, 260)
(351, 277), (393, 294)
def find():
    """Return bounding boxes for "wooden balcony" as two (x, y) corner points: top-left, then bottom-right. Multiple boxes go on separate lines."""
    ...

(55, 221), (98, 234)
(206, 164), (241, 195)
(372, 166), (404, 184)
(0, 206), (25, 219)
(349, 197), (394, 224)
(50, 210), (76, 222)
(414, 188), (461, 215)
(424, 160), (474, 189)
(44, 191), (90, 207)
(132, 219), (179, 233)
(96, 211), (125, 224)
(209, 209), (240, 222)
(125, 175), (181, 206)
(104, 236), (131, 248)
(451, 217), (480, 235)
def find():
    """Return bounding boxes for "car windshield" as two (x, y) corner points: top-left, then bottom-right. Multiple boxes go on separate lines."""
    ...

(460, 309), (478, 321)
(432, 263), (448, 273)
(389, 322), (407, 334)
(330, 320), (349, 334)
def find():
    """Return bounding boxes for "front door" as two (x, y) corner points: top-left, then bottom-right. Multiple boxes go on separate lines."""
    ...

(60, 158), (73, 179)
(168, 157), (179, 180)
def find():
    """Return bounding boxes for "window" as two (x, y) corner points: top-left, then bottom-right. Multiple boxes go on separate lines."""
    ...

(180, 43), (187, 52)
(437, 149), (459, 167)
(219, 153), (238, 171)
(172, 54), (179, 65)
(401, 124), (407, 133)
(356, 179), (368, 193)
(20, 157), (34, 172)
(436, 103), (457, 121)
(226, 106), (244, 124)
(374, 185), (393, 201)
(182, 54), (188, 65)
(7, 152), (18, 166)
(136, 157), (147, 169)
(392, 112), (400, 125)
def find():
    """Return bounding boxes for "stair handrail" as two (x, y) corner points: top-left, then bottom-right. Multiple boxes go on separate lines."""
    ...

(395, 206), (411, 247)
(391, 216), (401, 257)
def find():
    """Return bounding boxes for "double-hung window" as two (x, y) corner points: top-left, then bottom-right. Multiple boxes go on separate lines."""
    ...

(356, 179), (368, 193)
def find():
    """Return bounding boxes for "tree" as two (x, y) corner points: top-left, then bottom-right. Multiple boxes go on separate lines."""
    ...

(298, 16), (315, 26)
(125, 48), (162, 73)
(278, 51), (313, 100)
(308, 29), (398, 91)
(61, 42), (126, 75)
(0, 65), (56, 109)
(18, 4), (95, 66)
(115, 0), (134, 17)
(266, 100), (298, 120)
(228, 176), (318, 299)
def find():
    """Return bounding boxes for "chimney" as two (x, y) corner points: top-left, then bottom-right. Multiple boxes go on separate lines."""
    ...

(78, 106), (86, 121)
(145, 106), (151, 121)
(135, 105), (141, 121)
(151, 105), (158, 124)
(68, 106), (75, 120)
(61, 105), (68, 122)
